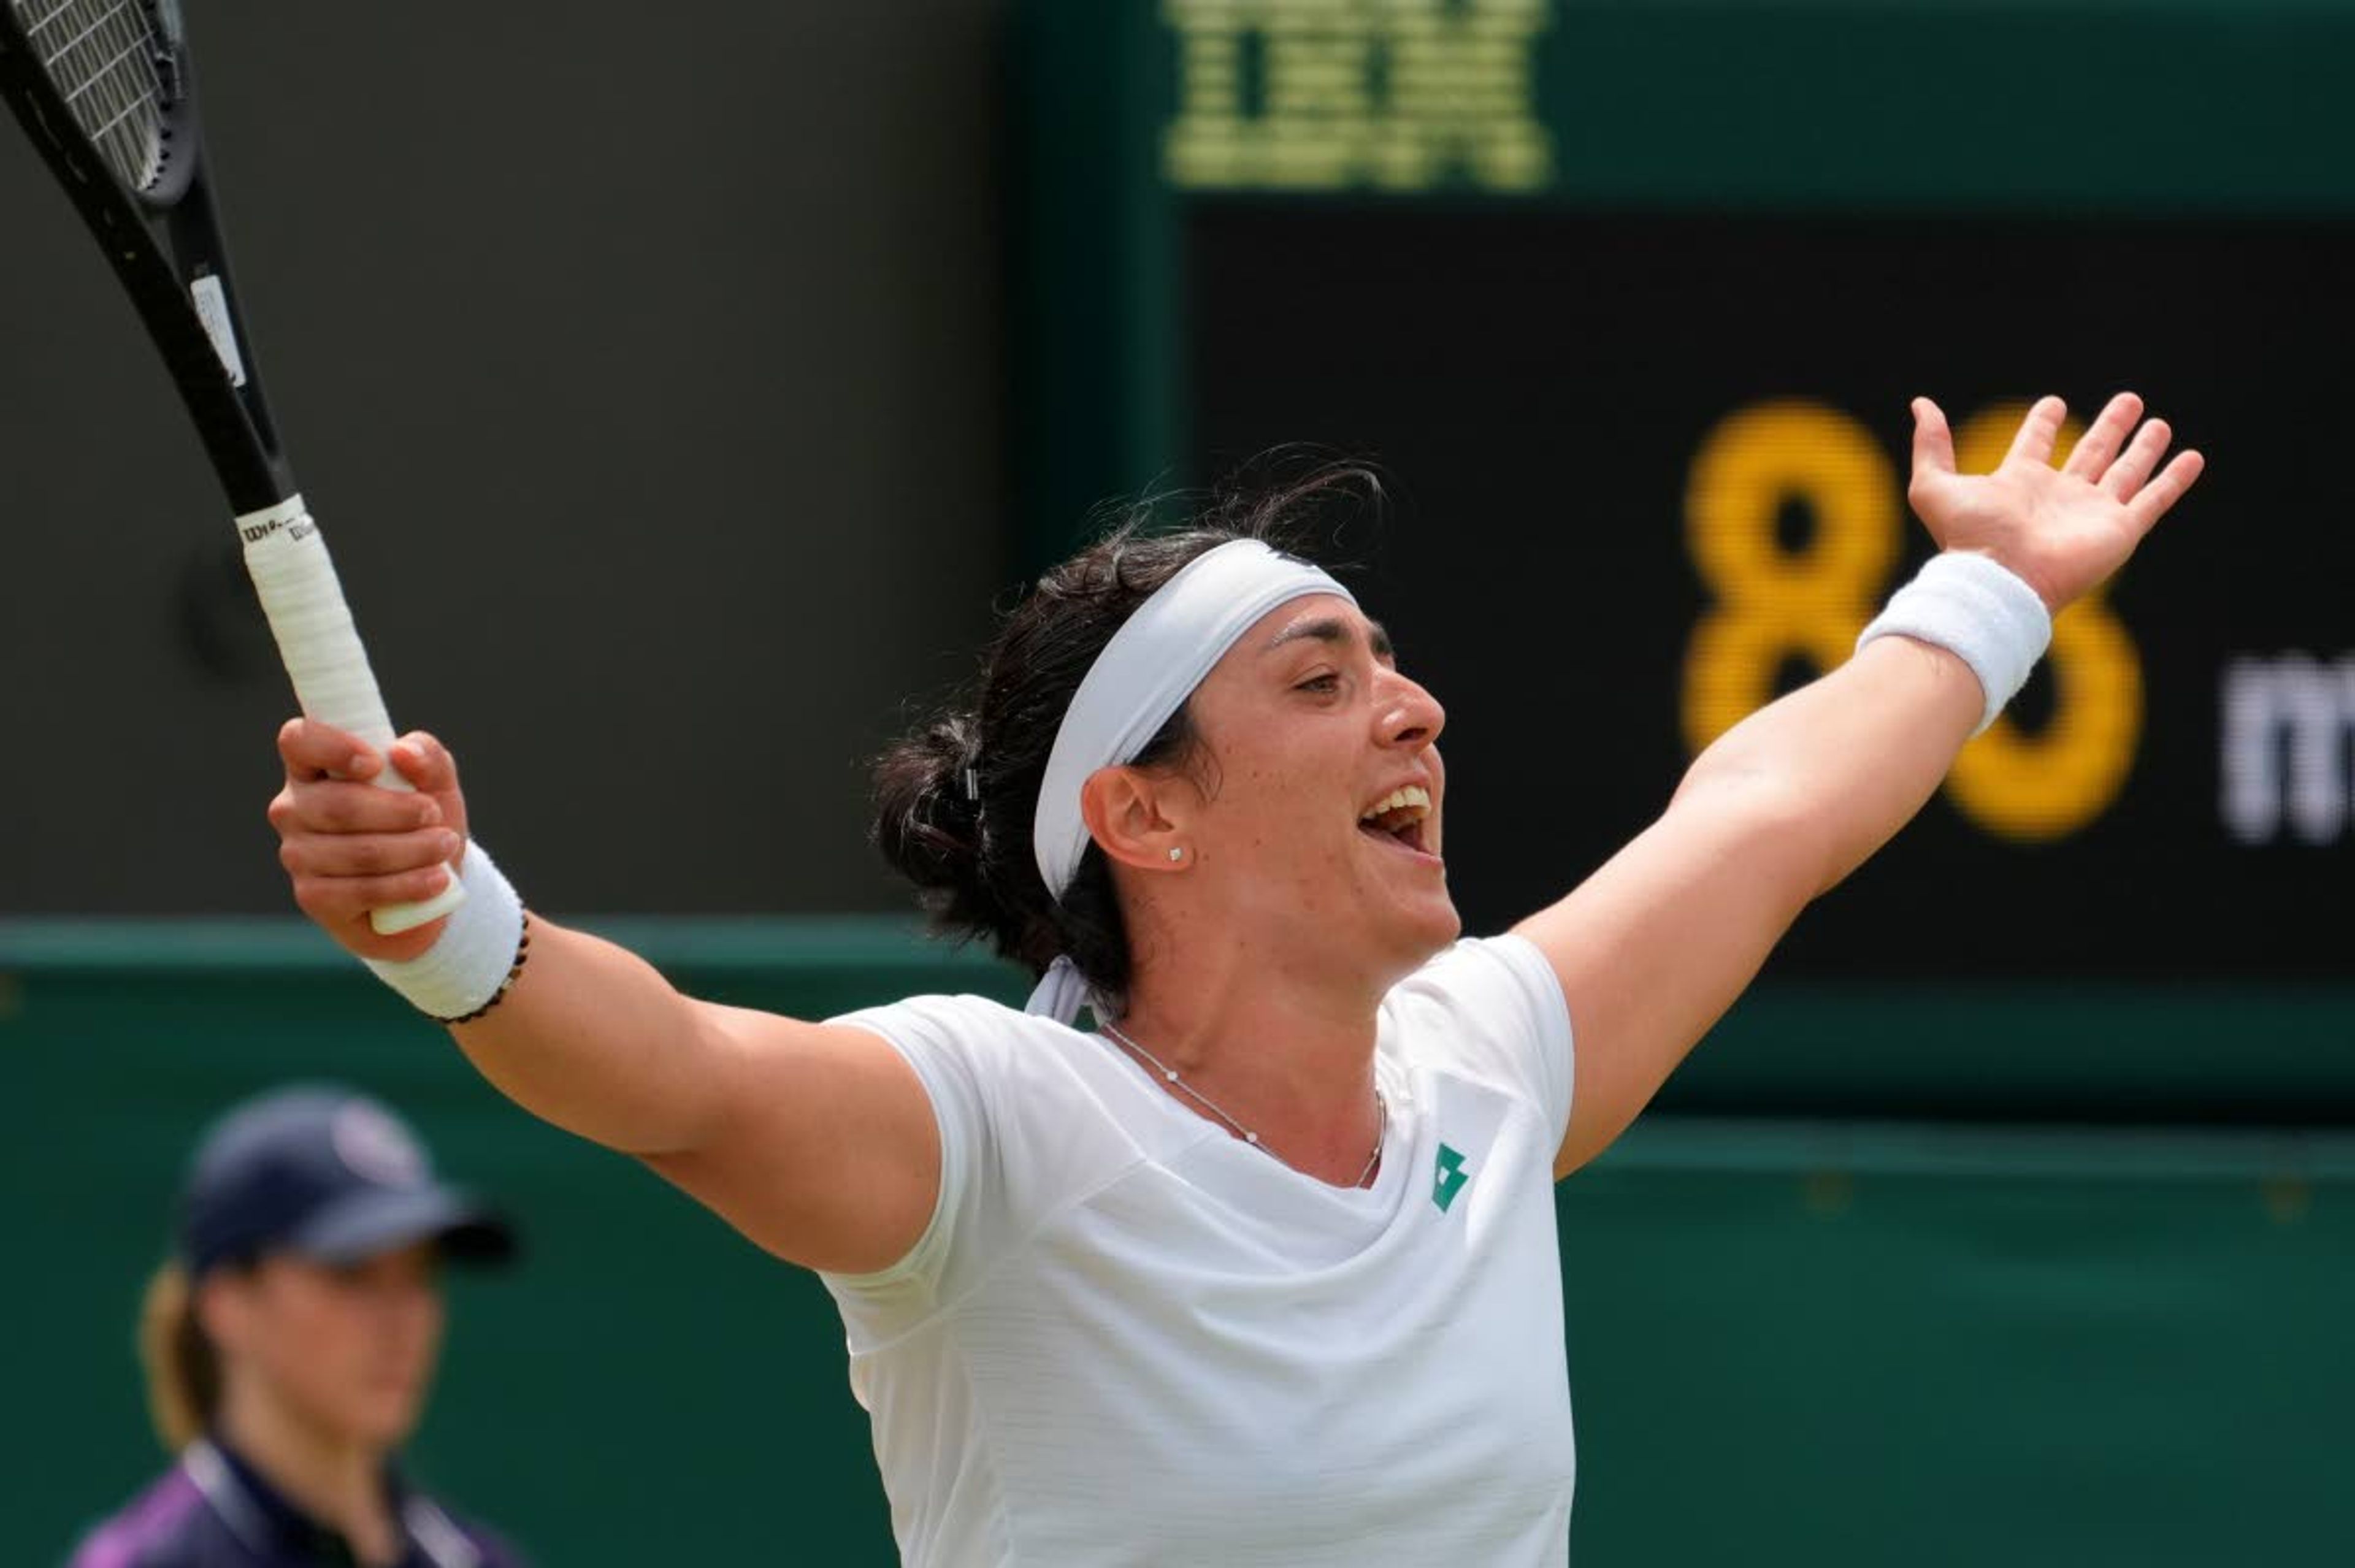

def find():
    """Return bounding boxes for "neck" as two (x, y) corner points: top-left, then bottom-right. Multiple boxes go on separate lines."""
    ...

(1114, 931), (1390, 1185)
(215, 1383), (400, 1566)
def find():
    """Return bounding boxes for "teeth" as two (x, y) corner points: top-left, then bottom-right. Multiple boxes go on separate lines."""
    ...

(1358, 784), (1432, 822)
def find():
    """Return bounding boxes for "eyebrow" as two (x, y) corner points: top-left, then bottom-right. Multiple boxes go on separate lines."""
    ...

(1265, 614), (1395, 660)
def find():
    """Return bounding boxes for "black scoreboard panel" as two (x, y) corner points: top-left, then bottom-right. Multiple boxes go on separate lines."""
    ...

(1186, 205), (2350, 982)
(1014, 0), (2355, 1115)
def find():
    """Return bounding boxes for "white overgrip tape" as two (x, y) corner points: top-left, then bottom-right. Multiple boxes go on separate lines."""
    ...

(236, 493), (403, 760)
(363, 844), (524, 1020)
(1856, 551), (2053, 735)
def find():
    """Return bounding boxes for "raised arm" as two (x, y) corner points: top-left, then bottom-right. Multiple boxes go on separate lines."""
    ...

(269, 725), (938, 1275)
(1520, 392), (2204, 1175)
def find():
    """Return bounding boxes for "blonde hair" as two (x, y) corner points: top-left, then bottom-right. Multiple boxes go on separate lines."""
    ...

(137, 1261), (223, 1453)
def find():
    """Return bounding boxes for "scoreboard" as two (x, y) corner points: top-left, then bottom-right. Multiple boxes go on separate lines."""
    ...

(1014, 0), (2355, 1114)
(1187, 208), (2345, 981)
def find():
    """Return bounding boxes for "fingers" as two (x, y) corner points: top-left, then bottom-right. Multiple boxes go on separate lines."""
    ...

(278, 717), (385, 784)
(1909, 396), (1956, 478)
(279, 828), (462, 880)
(2061, 391), (2145, 480)
(269, 778), (442, 837)
(2002, 395), (2069, 469)
(288, 860), (459, 931)
(389, 731), (459, 794)
(269, 719), (471, 958)
(2100, 416), (2175, 502)
(389, 730), (470, 845)
(2126, 448), (2207, 533)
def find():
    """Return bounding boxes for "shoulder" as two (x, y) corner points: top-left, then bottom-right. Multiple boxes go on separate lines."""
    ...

(62, 1465), (216, 1568)
(821, 991), (1179, 1299)
(1381, 935), (1575, 1131)
(830, 990), (1135, 1119)
(832, 989), (1062, 1061)
(1383, 933), (1571, 1038)
(832, 990), (1189, 1162)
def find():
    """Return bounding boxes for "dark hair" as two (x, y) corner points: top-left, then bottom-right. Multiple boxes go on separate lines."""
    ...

(873, 463), (1380, 1012)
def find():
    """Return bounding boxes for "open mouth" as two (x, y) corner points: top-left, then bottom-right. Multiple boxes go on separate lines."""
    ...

(1357, 784), (1436, 857)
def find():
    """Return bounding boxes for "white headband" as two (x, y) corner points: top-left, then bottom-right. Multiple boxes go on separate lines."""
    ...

(1024, 538), (1352, 1022)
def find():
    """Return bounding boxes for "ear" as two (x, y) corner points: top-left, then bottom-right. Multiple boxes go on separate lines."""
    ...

(192, 1265), (257, 1357)
(1078, 763), (1190, 876)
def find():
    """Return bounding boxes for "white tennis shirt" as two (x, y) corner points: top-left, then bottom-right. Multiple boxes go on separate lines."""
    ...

(824, 935), (1578, 1567)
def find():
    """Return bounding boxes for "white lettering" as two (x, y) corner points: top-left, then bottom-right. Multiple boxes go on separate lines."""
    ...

(190, 275), (248, 388)
(2221, 655), (2355, 844)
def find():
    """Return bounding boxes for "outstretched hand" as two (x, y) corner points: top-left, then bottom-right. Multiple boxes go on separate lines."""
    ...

(1907, 392), (2204, 613)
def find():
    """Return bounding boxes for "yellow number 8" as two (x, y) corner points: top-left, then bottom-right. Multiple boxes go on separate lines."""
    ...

(1681, 400), (1897, 757)
(1682, 399), (2143, 843)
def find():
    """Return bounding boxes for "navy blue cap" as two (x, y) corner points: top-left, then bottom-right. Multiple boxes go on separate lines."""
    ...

(178, 1087), (517, 1279)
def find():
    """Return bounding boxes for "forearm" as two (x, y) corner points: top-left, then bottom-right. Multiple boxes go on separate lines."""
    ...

(1672, 633), (1983, 902)
(1532, 634), (1987, 1172)
(448, 918), (734, 1157)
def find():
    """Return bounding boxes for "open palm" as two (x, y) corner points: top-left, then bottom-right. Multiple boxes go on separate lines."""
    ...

(1906, 392), (2205, 613)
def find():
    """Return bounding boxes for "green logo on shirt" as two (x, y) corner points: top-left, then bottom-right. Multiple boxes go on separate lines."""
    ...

(1433, 1144), (1470, 1212)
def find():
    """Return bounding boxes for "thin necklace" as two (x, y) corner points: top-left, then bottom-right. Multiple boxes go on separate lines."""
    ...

(1099, 1020), (1386, 1188)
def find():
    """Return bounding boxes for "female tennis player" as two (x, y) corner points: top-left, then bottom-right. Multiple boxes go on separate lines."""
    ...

(67, 1087), (522, 1568)
(267, 394), (2197, 1565)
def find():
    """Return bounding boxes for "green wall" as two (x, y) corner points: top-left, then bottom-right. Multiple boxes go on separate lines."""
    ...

(7, 922), (2349, 1564)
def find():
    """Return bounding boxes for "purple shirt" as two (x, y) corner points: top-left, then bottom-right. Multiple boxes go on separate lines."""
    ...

(66, 1439), (524, 1568)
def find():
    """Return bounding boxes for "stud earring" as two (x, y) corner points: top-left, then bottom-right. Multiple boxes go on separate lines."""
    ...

(1168, 847), (1184, 862)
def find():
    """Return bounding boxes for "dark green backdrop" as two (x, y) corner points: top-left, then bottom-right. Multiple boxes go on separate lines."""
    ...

(7, 925), (2349, 1565)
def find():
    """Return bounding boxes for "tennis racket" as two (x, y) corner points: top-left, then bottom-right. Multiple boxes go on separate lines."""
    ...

(0, 0), (461, 933)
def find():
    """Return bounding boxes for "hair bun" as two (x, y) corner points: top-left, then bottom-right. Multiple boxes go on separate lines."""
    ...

(873, 712), (989, 906)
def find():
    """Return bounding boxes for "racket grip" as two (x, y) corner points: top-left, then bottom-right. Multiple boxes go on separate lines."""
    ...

(236, 495), (465, 936)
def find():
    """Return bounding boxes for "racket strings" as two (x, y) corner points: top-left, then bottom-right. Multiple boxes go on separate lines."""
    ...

(12, 0), (165, 189)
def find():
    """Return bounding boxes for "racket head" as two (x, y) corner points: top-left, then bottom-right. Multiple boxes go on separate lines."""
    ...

(0, 0), (202, 207)
(1, 0), (292, 511)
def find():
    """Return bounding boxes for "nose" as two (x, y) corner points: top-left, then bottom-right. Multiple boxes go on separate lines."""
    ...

(1376, 668), (1445, 750)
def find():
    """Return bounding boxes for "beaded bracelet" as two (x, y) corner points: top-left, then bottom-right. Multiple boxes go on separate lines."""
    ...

(442, 912), (532, 1025)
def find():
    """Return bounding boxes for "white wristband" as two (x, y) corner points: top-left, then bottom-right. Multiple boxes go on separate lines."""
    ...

(1856, 552), (2053, 735)
(363, 844), (526, 1020)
